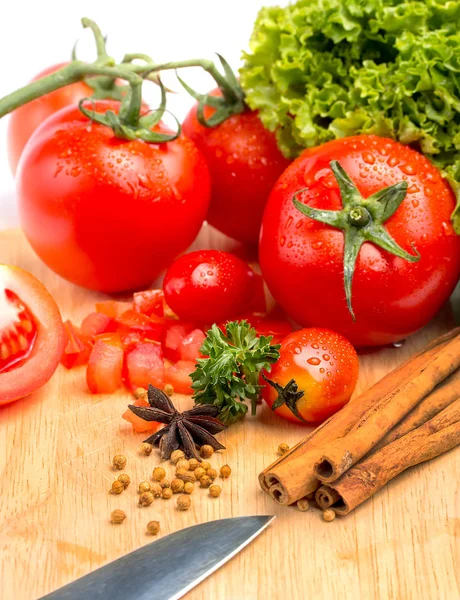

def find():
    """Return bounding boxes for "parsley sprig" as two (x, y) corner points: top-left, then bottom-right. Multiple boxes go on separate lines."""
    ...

(191, 321), (281, 425)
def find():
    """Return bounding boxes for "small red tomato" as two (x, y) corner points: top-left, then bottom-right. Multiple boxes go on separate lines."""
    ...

(180, 329), (206, 362)
(165, 360), (195, 395)
(61, 320), (92, 369)
(86, 335), (124, 394)
(124, 341), (165, 390)
(163, 250), (255, 324)
(0, 265), (65, 405)
(122, 396), (161, 433)
(262, 328), (359, 424)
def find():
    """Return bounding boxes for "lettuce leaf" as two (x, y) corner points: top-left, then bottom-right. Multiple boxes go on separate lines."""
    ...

(240, 0), (460, 233)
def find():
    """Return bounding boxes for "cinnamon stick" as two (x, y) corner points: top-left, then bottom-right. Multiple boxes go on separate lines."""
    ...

(315, 398), (460, 514)
(260, 327), (459, 505)
(313, 333), (460, 484)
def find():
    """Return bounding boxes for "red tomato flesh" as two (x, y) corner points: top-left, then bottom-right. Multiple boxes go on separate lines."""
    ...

(0, 265), (65, 405)
(133, 290), (165, 317)
(122, 397), (161, 433)
(124, 342), (165, 390)
(96, 301), (133, 319)
(115, 310), (165, 342)
(163, 322), (195, 362)
(80, 312), (113, 339)
(61, 320), (91, 369)
(180, 329), (206, 362)
(165, 360), (195, 395)
(86, 336), (124, 394)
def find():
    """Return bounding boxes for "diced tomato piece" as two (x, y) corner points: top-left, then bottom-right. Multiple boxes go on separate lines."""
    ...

(61, 320), (92, 369)
(163, 322), (195, 362)
(133, 289), (164, 317)
(165, 360), (195, 395)
(86, 336), (123, 394)
(80, 312), (113, 339)
(120, 331), (144, 349)
(180, 329), (206, 362)
(115, 310), (165, 342)
(122, 397), (161, 433)
(95, 300), (133, 319)
(248, 272), (267, 313)
(124, 341), (165, 391)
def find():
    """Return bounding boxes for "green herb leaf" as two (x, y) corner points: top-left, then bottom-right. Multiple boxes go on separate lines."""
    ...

(191, 321), (281, 425)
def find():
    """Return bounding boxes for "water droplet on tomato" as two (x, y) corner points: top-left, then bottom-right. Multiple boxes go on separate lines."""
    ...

(294, 347), (301, 354)
(408, 184), (419, 194)
(388, 156), (398, 167)
(279, 236), (286, 247)
(307, 357), (321, 366)
(322, 354), (330, 361)
(319, 367), (325, 373)
(362, 152), (375, 165)
(401, 164), (414, 175)
(287, 241), (293, 249)
(311, 343), (319, 349)
(285, 216), (293, 228)
(424, 187), (433, 197)
(312, 241), (323, 250)
(411, 199), (419, 208)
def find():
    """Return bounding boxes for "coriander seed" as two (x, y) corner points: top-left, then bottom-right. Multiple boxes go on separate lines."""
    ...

(160, 480), (170, 489)
(177, 495), (191, 511)
(110, 480), (125, 495)
(110, 509), (126, 524)
(188, 458), (200, 471)
(176, 459), (190, 472)
(220, 465), (231, 478)
(184, 482), (194, 494)
(140, 443), (153, 456)
(206, 468), (218, 481)
(146, 520), (160, 535)
(133, 388), (147, 400)
(297, 498), (310, 512)
(117, 474), (130, 489)
(162, 488), (173, 500)
(112, 454), (127, 470)
(170, 450), (185, 465)
(200, 445), (214, 459)
(139, 491), (154, 506)
(200, 475), (212, 488)
(209, 484), (221, 498)
(150, 483), (162, 498)
(171, 479), (185, 493)
(278, 443), (289, 456)
(322, 509), (336, 522)
(152, 467), (166, 481)
(176, 469), (195, 484)
(201, 461), (211, 471)
(194, 467), (206, 480)
(138, 481), (151, 494)
(164, 383), (174, 396)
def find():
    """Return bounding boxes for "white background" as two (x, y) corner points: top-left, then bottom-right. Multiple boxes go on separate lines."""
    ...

(0, 0), (284, 227)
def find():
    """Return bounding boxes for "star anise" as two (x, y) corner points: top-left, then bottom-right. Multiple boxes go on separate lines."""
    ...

(128, 384), (228, 460)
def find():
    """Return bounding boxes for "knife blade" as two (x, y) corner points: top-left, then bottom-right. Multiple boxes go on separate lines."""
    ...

(41, 515), (275, 600)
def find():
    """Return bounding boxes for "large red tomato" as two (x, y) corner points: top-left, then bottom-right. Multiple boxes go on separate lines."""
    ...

(260, 136), (460, 347)
(182, 89), (290, 244)
(7, 63), (93, 173)
(0, 265), (65, 405)
(16, 100), (211, 293)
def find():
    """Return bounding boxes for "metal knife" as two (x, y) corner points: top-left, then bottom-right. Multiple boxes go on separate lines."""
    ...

(41, 515), (275, 600)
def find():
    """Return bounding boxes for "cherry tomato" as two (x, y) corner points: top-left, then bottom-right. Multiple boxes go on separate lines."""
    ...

(262, 328), (359, 423)
(124, 341), (164, 390)
(17, 100), (211, 292)
(260, 136), (460, 347)
(61, 320), (92, 369)
(165, 360), (195, 395)
(122, 396), (161, 433)
(86, 335), (124, 394)
(183, 89), (290, 244)
(7, 63), (93, 174)
(163, 250), (255, 323)
(0, 265), (65, 405)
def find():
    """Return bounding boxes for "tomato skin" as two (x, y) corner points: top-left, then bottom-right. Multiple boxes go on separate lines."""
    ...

(86, 336), (124, 394)
(0, 265), (65, 405)
(17, 100), (211, 292)
(165, 360), (195, 395)
(260, 136), (460, 347)
(262, 328), (359, 423)
(7, 63), (93, 174)
(183, 90), (290, 244)
(163, 250), (255, 323)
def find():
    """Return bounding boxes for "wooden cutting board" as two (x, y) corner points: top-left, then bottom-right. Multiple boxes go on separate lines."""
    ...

(0, 228), (459, 600)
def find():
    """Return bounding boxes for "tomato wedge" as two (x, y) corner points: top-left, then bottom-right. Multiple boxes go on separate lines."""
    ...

(0, 265), (65, 405)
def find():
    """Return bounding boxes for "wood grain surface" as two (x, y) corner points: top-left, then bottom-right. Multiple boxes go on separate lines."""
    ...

(0, 228), (459, 600)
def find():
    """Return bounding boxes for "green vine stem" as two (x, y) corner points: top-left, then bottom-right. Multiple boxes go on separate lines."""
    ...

(0, 17), (245, 142)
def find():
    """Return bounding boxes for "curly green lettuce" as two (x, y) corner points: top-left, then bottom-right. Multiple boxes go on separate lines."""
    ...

(240, 0), (460, 232)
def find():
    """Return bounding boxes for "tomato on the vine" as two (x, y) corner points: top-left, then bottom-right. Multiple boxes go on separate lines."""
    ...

(7, 63), (93, 174)
(260, 136), (460, 347)
(163, 250), (256, 324)
(183, 89), (290, 244)
(0, 265), (65, 405)
(262, 328), (359, 424)
(17, 100), (211, 293)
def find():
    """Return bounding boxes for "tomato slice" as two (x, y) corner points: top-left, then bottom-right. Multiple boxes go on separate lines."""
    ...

(0, 265), (65, 405)
(122, 396), (161, 433)
(80, 312), (113, 339)
(86, 336), (124, 394)
(180, 329), (205, 362)
(124, 341), (165, 390)
(115, 310), (165, 342)
(61, 320), (92, 369)
(133, 289), (165, 317)
(95, 300), (133, 319)
(165, 360), (195, 395)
